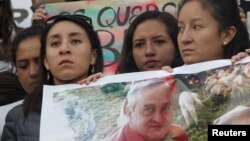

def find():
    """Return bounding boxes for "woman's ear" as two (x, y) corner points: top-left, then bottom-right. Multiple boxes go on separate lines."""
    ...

(222, 26), (237, 46)
(90, 49), (97, 65)
(43, 56), (49, 70)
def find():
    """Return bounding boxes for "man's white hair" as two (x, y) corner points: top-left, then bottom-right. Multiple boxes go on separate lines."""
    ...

(126, 78), (171, 109)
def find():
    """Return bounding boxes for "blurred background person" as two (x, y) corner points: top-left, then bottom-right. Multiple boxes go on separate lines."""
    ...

(0, 25), (43, 139)
(0, 0), (22, 72)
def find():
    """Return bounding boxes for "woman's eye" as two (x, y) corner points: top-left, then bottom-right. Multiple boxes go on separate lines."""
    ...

(178, 26), (184, 33)
(50, 41), (60, 47)
(18, 63), (28, 69)
(155, 39), (165, 46)
(71, 39), (82, 44)
(193, 25), (202, 30)
(134, 42), (144, 48)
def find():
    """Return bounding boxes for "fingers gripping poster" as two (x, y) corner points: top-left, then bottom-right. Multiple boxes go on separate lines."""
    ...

(40, 57), (250, 141)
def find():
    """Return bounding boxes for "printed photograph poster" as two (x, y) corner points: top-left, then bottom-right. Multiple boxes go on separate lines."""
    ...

(40, 57), (250, 141)
(45, 0), (180, 74)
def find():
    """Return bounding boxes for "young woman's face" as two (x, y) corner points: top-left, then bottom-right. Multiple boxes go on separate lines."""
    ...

(132, 19), (176, 71)
(177, 1), (225, 64)
(44, 21), (96, 85)
(16, 37), (40, 94)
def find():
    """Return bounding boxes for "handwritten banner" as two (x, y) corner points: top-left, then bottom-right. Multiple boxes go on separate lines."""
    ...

(45, 0), (180, 74)
(11, 0), (33, 28)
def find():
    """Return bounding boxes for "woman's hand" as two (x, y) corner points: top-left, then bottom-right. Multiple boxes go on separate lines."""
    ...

(32, 4), (47, 22)
(231, 49), (250, 65)
(162, 66), (173, 73)
(239, 6), (247, 24)
(77, 72), (104, 85)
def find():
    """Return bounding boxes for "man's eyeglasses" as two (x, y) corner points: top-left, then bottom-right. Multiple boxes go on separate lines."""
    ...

(45, 14), (93, 28)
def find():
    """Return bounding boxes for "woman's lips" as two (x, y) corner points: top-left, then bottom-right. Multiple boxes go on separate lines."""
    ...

(145, 60), (159, 68)
(59, 60), (73, 65)
(29, 81), (38, 87)
(182, 48), (194, 55)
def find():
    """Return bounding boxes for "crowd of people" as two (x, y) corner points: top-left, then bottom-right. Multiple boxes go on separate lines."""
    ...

(0, 0), (250, 141)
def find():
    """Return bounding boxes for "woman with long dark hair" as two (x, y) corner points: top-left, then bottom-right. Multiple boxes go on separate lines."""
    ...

(0, 0), (21, 72)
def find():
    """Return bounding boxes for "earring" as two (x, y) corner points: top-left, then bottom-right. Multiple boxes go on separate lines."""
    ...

(91, 65), (95, 73)
(223, 41), (227, 46)
(47, 72), (50, 80)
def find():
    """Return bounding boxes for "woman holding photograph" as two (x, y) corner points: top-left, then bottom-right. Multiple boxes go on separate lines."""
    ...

(116, 0), (249, 73)
(116, 10), (183, 73)
(114, 12), (187, 140)
(1, 14), (104, 141)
